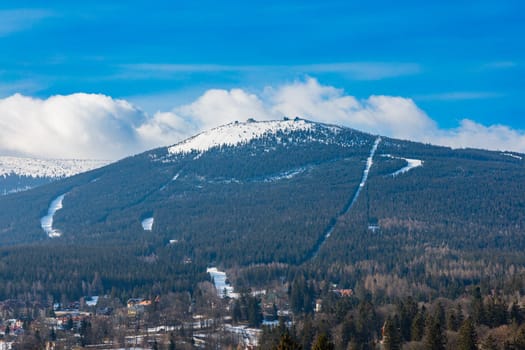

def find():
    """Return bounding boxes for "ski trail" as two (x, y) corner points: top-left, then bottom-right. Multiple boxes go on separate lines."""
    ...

(141, 217), (154, 231)
(383, 155), (423, 176)
(41, 193), (66, 238)
(308, 137), (381, 260)
(391, 158), (422, 176)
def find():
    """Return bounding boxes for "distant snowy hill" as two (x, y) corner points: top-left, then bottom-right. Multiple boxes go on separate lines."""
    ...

(168, 118), (319, 154)
(0, 156), (108, 195)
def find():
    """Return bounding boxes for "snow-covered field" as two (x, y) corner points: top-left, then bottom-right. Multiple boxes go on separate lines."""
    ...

(168, 119), (319, 155)
(0, 156), (108, 178)
(262, 166), (309, 182)
(41, 194), (66, 238)
(391, 158), (423, 176)
(359, 137), (381, 188)
(207, 267), (238, 299)
(383, 154), (423, 176)
(224, 324), (261, 347)
(141, 217), (154, 231)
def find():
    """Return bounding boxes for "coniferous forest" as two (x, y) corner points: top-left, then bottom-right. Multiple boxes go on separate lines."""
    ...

(0, 121), (523, 348)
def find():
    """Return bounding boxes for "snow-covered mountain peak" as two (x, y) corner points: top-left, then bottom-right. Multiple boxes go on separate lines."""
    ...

(0, 156), (109, 178)
(168, 119), (337, 155)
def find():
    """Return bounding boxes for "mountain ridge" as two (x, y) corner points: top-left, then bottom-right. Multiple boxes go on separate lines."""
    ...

(0, 118), (523, 301)
(0, 156), (109, 195)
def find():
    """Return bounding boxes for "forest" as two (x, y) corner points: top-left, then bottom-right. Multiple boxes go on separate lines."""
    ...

(0, 121), (523, 348)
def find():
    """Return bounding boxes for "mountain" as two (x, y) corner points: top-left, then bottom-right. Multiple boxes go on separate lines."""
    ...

(0, 156), (108, 195)
(0, 118), (523, 299)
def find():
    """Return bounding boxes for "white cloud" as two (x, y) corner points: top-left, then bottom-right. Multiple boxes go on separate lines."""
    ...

(432, 119), (525, 152)
(0, 93), (145, 159)
(177, 88), (271, 129)
(0, 78), (523, 160)
(0, 9), (53, 37)
(267, 78), (437, 140)
(136, 88), (272, 150)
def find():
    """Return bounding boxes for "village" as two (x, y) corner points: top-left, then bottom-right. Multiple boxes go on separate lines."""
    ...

(0, 268), (308, 350)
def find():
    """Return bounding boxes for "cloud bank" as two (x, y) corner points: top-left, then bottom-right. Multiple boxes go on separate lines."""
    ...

(0, 93), (144, 159)
(0, 78), (523, 160)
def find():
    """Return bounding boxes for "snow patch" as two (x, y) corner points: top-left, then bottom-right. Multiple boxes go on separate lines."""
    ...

(359, 137), (381, 188)
(263, 167), (308, 182)
(207, 267), (238, 299)
(85, 296), (99, 306)
(502, 152), (523, 160)
(168, 119), (317, 155)
(41, 194), (66, 238)
(383, 154), (423, 176)
(141, 217), (154, 231)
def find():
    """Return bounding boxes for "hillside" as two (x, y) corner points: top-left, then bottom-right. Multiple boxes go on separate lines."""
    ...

(0, 156), (108, 195)
(0, 118), (523, 301)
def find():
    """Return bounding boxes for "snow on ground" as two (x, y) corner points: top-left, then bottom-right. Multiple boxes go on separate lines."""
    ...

(208, 165), (310, 184)
(41, 194), (66, 238)
(391, 158), (423, 176)
(141, 217), (154, 231)
(85, 296), (99, 306)
(383, 154), (423, 176)
(359, 137), (381, 188)
(224, 325), (261, 347)
(262, 166), (308, 182)
(3, 185), (32, 195)
(207, 267), (238, 299)
(502, 152), (523, 160)
(0, 156), (108, 178)
(168, 119), (317, 155)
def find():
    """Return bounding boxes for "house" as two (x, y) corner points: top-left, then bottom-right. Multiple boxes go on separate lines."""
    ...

(333, 289), (353, 297)
(315, 299), (323, 313)
(127, 298), (152, 316)
(368, 218), (380, 233)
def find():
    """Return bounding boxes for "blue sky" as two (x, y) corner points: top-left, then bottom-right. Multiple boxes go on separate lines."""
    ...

(0, 1), (524, 159)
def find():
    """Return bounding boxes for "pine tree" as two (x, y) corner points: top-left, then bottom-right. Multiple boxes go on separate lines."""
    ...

(446, 309), (458, 331)
(458, 317), (477, 350)
(168, 333), (175, 350)
(456, 304), (464, 329)
(398, 296), (418, 341)
(49, 327), (56, 341)
(510, 302), (524, 325)
(248, 295), (263, 327)
(312, 333), (334, 350)
(480, 335), (498, 350)
(411, 312), (425, 341)
(424, 316), (446, 350)
(232, 300), (242, 323)
(275, 332), (302, 350)
(383, 316), (402, 350)
(471, 286), (485, 325)
(514, 325), (525, 349)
